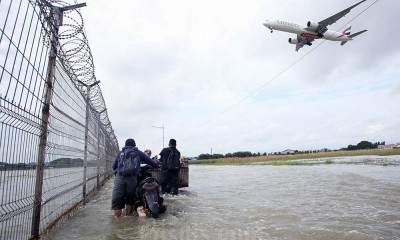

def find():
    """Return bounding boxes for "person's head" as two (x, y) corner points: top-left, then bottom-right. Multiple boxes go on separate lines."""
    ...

(125, 138), (136, 147)
(144, 149), (152, 157)
(168, 138), (177, 147)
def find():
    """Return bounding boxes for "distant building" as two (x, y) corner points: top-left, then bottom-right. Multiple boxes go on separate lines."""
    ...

(319, 148), (330, 152)
(282, 149), (295, 155)
(377, 143), (400, 149)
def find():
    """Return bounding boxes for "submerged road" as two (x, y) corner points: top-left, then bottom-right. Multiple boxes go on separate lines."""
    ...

(46, 156), (400, 240)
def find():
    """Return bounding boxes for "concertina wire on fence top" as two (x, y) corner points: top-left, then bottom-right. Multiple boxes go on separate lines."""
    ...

(0, 0), (119, 239)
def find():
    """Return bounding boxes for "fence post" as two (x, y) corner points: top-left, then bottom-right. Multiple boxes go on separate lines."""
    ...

(83, 90), (89, 205)
(78, 80), (100, 205)
(31, 3), (87, 237)
(30, 5), (60, 240)
(97, 119), (101, 189)
(96, 108), (106, 188)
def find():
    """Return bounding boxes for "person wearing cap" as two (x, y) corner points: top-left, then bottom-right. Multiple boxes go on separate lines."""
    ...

(111, 138), (159, 217)
(159, 138), (181, 195)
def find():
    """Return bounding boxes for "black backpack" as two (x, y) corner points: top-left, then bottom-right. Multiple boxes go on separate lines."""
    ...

(117, 148), (140, 176)
(166, 148), (180, 171)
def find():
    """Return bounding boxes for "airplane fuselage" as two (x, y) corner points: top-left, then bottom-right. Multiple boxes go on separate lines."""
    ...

(264, 20), (353, 42)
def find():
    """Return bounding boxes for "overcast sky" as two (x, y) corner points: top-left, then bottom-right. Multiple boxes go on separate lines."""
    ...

(80, 0), (400, 157)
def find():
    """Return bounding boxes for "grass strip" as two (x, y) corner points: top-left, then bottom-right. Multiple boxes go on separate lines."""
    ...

(188, 149), (400, 166)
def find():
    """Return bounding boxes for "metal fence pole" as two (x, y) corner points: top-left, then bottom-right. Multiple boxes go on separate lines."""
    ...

(82, 90), (89, 205)
(97, 119), (101, 189)
(79, 80), (100, 205)
(30, 5), (60, 240)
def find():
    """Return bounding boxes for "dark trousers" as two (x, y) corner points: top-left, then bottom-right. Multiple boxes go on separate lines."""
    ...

(111, 174), (137, 210)
(160, 170), (179, 195)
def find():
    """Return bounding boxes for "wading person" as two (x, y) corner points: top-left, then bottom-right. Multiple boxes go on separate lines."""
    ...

(111, 138), (159, 217)
(159, 138), (181, 195)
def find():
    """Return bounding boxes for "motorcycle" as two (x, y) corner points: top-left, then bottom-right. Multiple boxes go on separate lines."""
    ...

(134, 165), (166, 218)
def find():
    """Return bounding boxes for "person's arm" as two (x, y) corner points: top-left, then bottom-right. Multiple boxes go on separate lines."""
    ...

(139, 151), (159, 169)
(112, 152), (120, 172)
(158, 148), (167, 163)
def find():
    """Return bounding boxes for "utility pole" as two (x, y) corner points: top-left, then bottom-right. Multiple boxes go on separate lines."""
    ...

(152, 124), (164, 149)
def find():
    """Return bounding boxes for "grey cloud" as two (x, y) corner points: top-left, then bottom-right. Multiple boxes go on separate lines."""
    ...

(82, 0), (400, 156)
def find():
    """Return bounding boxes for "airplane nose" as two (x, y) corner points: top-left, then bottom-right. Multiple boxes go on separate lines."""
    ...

(264, 21), (273, 33)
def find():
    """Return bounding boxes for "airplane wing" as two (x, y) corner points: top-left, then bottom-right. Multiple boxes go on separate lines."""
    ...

(295, 35), (314, 51)
(318, 0), (366, 29)
(296, 43), (304, 52)
(305, 0), (366, 36)
(296, 42), (305, 51)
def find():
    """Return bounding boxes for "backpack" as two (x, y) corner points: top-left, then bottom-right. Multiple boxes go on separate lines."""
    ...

(166, 149), (180, 171)
(117, 148), (140, 176)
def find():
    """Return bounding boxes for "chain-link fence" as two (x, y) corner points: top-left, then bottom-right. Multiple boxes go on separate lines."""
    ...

(0, 1), (119, 239)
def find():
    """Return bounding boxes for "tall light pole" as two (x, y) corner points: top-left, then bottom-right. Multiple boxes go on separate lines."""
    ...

(152, 124), (164, 150)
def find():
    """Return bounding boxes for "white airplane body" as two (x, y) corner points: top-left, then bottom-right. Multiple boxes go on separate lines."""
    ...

(263, 0), (368, 51)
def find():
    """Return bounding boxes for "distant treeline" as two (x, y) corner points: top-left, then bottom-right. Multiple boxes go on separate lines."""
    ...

(0, 162), (36, 170)
(0, 158), (99, 171)
(196, 140), (386, 160)
(48, 158), (84, 167)
(341, 141), (385, 151)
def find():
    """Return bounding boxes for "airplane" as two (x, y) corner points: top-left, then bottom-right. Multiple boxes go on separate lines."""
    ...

(263, 0), (368, 51)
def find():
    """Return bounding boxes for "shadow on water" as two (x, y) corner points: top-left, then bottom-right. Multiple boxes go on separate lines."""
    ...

(46, 157), (400, 240)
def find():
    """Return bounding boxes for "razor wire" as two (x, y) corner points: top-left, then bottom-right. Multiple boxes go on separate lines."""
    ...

(34, 0), (116, 141)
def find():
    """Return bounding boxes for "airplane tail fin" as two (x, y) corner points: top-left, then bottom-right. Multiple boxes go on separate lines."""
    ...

(348, 29), (368, 38)
(342, 26), (352, 36)
(341, 29), (368, 46)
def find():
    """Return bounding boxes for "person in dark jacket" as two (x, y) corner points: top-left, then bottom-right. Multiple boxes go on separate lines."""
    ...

(111, 138), (159, 217)
(159, 138), (181, 195)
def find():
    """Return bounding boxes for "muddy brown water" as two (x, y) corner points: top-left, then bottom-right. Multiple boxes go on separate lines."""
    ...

(46, 156), (400, 240)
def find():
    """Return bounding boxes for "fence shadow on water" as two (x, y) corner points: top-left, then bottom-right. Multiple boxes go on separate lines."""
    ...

(0, 1), (119, 239)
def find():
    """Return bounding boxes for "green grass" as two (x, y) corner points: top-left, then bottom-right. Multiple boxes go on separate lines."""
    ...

(188, 148), (400, 166)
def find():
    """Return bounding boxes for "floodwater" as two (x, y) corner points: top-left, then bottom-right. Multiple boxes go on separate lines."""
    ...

(45, 156), (400, 240)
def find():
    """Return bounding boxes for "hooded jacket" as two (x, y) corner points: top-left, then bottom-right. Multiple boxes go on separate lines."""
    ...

(112, 146), (159, 175)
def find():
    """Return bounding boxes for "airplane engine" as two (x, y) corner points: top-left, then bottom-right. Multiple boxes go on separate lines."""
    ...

(307, 21), (319, 30)
(288, 37), (298, 44)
